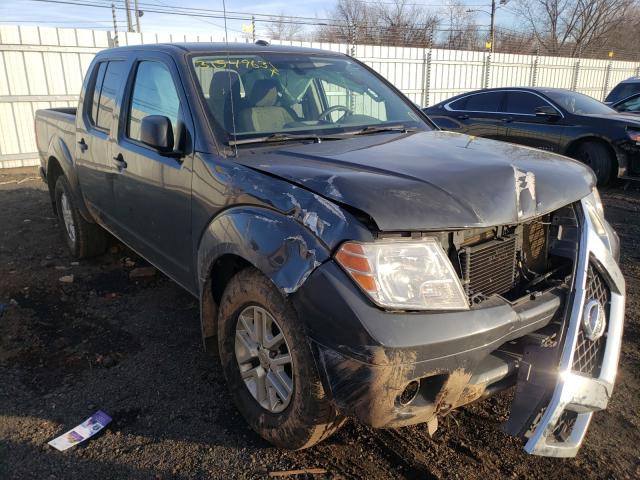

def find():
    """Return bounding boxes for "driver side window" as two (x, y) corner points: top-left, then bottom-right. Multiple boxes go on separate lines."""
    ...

(319, 79), (387, 122)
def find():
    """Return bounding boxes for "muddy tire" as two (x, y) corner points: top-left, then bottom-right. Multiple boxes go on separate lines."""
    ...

(573, 141), (614, 186)
(54, 175), (108, 259)
(217, 267), (344, 449)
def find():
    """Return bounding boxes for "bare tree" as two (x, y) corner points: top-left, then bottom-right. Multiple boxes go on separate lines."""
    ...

(440, 0), (480, 50)
(316, 0), (440, 47)
(264, 13), (305, 41)
(600, 4), (640, 59)
(513, 0), (634, 56)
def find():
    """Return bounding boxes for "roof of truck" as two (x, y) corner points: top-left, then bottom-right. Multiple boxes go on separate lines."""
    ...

(100, 42), (342, 56)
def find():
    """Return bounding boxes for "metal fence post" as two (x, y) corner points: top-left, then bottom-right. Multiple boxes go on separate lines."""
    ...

(347, 21), (356, 57)
(421, 30), (433, 107)
(530, 46), (539, 87)
(347, 22), (356, 111)
(483, 52), (492, 89)
(602, 60), (613, 101)
(571, 58), (581, 91)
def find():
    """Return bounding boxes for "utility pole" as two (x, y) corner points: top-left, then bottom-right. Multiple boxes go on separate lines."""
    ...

(124, 0), (134, 32)
(134, 0), (141, 33)
(251, 16), (255, 43)
(489, 0), (496, 54)
(111, 3), (119, 47)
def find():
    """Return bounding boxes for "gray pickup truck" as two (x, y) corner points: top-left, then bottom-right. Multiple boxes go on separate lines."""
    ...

(34, 42), (625, 457)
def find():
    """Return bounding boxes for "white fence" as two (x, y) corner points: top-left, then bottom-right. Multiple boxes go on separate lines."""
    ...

(1, 24), (639, 169)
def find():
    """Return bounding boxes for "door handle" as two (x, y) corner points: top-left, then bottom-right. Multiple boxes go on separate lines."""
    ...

(112, 153), (127, 170)
(78, 138), (88, 153)
(501, 117), (513, 123)
(457, 114), (469, 120)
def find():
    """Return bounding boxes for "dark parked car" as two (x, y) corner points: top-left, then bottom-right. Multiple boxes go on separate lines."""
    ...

(605, 76), (640, 105)
(612, 92), (640, 114)
(34, 43), (625, 457)
(423, 87), (640, 185)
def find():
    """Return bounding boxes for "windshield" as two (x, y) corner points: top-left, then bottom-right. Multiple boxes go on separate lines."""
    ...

(543, 90), (616, 115)
(191, 53), (429, 142)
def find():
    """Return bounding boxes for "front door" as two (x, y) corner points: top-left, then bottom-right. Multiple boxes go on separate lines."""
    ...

(502, 91), (565, 153)
(111, 54), (195, 289)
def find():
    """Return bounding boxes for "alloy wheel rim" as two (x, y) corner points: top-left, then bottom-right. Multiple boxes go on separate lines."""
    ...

(234, 305), (294, 413)
(60, 192), (76, 244)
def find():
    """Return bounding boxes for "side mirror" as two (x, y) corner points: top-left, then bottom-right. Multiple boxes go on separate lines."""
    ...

(140, 115), (174, 153)
(535, 105), (560, 118)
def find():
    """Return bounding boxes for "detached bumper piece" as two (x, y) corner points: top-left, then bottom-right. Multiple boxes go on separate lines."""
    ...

(515, 202), (625, 457)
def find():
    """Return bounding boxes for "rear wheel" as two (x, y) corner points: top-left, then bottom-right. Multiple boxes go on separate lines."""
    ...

(54, 176), (108, 259)
(573, 141), (615, 186)
(217, 267), (344, 449)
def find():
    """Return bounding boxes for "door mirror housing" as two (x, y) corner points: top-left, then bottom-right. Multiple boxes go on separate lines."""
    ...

(140, 115), (175, 153)
(535, 105), (561, 118)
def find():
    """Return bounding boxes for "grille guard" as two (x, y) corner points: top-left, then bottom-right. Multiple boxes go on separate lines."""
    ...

(524, 199), (625, 457)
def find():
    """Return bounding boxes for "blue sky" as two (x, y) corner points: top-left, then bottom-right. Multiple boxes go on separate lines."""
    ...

(0, 0), (517, 39)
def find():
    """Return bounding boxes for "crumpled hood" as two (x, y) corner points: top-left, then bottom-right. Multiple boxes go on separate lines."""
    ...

(237, 130), (595, 231)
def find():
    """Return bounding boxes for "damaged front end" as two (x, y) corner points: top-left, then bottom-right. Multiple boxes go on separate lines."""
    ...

(507, 194), (624, 457)
(293, 194), (624, 457)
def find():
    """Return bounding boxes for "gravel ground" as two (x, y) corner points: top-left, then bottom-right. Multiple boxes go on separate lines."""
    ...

(1, 171), (639, 479)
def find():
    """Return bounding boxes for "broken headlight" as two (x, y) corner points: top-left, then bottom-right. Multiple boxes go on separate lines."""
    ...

(335, 238), (469, 311)
(582, 188), (619, 259)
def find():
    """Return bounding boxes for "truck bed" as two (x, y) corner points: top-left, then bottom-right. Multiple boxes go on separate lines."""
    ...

(34, 107), (77, 176)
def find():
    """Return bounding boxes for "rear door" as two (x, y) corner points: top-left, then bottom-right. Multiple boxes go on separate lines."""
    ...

(75, 59), (127, 223)
(111, 53), (195, 288)
(445, 91), (507, 139)
(502, 91), (565, 153)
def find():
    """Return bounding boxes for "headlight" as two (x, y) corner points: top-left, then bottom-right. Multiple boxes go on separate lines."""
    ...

(627, 129), (640, 145)
(583, 188), (619, 259)
(583, 188), (607, 236)
(335, 238), (469, 311)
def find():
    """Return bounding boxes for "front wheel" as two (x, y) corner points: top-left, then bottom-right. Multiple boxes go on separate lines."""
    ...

(217, 267), (344, 449)
(54, 176), (108, 259)
(573, 141), (615, 186)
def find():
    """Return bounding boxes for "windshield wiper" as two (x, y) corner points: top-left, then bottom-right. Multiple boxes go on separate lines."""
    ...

(228, 133), (342, 146)
(352, 125), (418, 136)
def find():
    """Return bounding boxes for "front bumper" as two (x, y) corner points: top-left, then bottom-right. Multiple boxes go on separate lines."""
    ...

(293, 198), (624, 457)
(293, 260), (568, 429)
(523, 202), (625, 457)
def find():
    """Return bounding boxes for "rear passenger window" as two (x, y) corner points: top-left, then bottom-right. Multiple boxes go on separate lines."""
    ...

(88, 60), (125, 132)
(504, 92), (552, 115)
(464, 92), (504, 112)
(90, 63), (107, 124)
(448, 97), (468, 110)
(127, 61), (181, 145)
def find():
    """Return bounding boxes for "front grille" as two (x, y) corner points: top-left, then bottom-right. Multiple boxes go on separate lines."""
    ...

(460, 236), (517, 299)
(552, 411), (578, 442)
(572, 264), (610, 377)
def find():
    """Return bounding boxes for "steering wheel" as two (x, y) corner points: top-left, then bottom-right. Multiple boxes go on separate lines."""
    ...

(318, 105), (353, 123)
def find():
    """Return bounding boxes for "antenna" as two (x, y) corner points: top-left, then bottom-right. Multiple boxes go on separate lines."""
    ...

(222, 0), (239, 157)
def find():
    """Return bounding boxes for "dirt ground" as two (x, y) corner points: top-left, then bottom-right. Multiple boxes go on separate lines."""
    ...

(1, 170), (639, 480)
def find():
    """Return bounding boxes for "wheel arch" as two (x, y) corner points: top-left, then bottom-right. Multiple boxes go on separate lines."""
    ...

(46, 156), (64, 212)
(196, 206), (330, 351)
(45, 134), (95, 222)
(565, 136), (618, 170)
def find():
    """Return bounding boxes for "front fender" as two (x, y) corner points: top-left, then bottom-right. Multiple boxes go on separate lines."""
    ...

(197, 206), (330, 296)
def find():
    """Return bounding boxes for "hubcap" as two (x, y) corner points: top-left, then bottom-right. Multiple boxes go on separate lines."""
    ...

(60, 192), (76, 244)
(234, 305), (294, 413)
